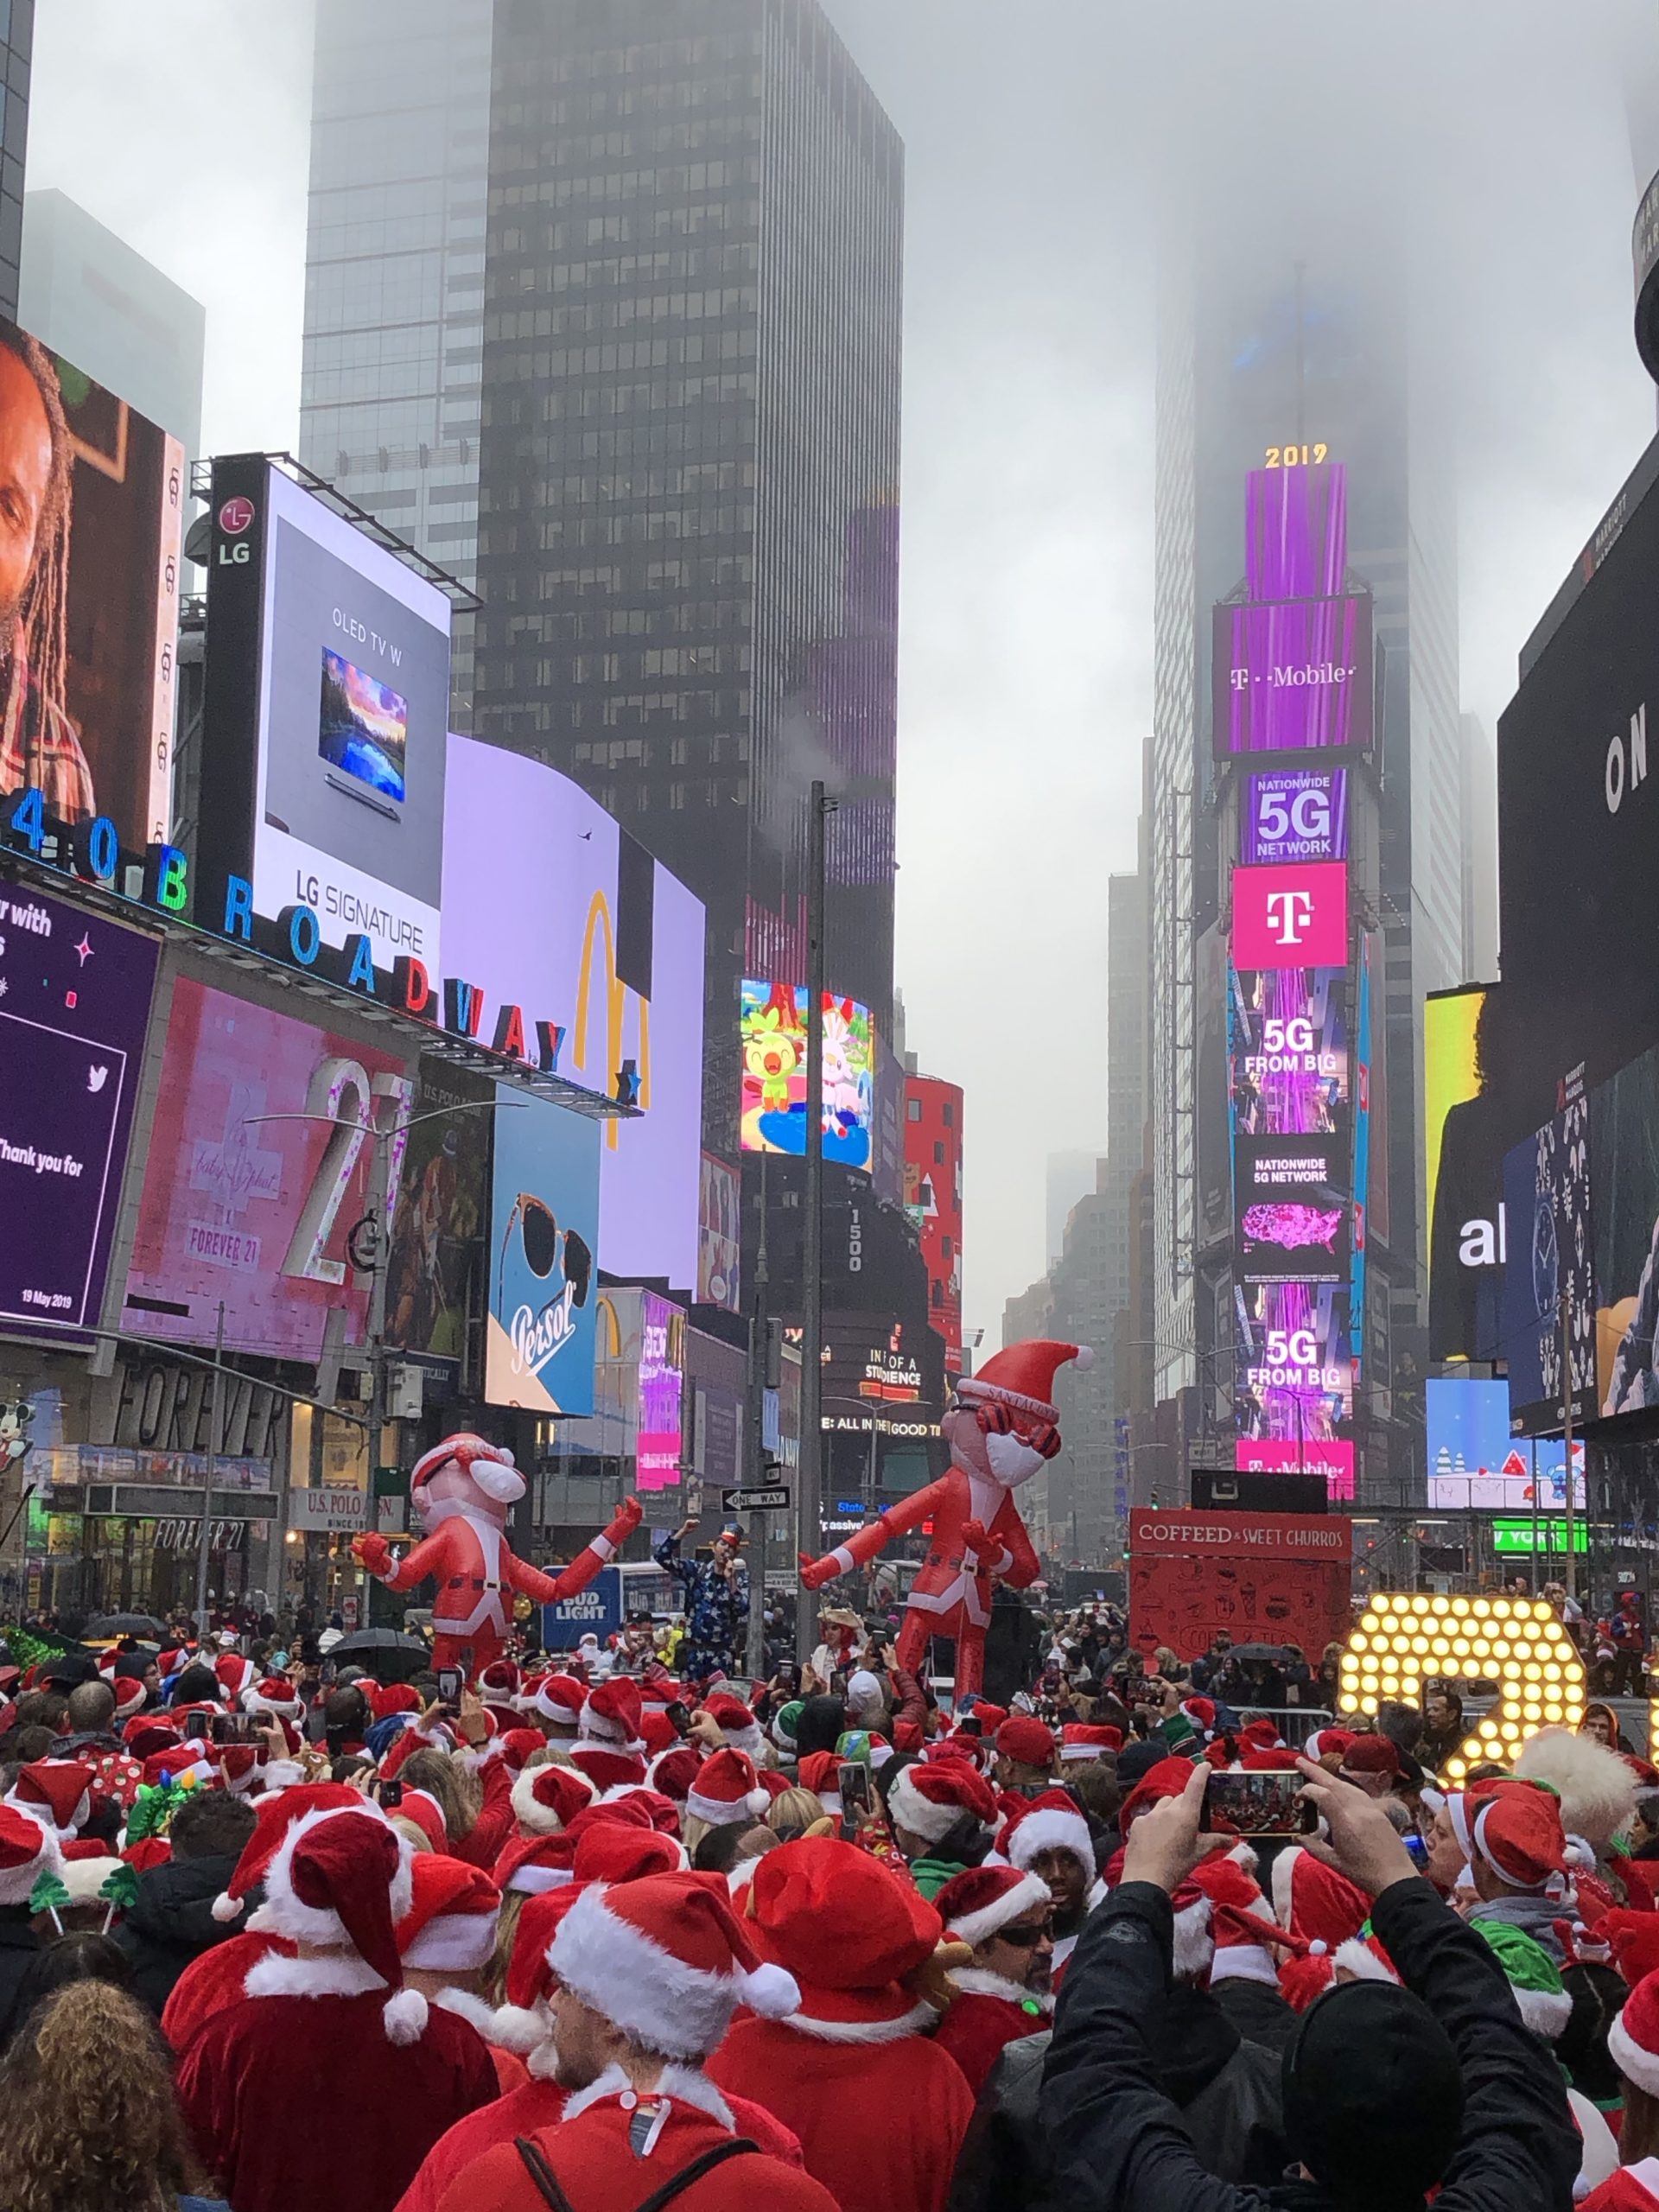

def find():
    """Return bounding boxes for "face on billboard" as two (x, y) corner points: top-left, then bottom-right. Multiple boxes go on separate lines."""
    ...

(739, 980), (874, 1169)
(696, 1151), (741, 1313)
(1230, 966), (1350, 1136)
(1234, 1134), (1350, 1284)
(637, 1291), (683, 1491)
(384, 1059), (491, 1378)
(441, 734), (704, 1290)
(1426, 1376), (1586, 1510)
(1242, 770), (1349, 865)
(1213, 595), (1373, 759)
(1233, 861), (1348, 969)
(0, 887), (160, 1339)
(1236, 1280), (1353, 1440)
(0, 321), (184, 848)
(124, 977), (412, 1357)
(486, 1083), (599, 1414)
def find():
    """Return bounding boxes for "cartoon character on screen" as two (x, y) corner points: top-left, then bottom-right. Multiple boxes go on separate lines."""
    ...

(799, 1339), (1090, 1700)
(351, 1432), (641, 1681)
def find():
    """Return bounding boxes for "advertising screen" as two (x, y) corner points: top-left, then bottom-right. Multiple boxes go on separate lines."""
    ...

(1426, 1376), (1586, 1510)
(199, 458), (452, 974)
(1591, 1038), (1659, 1420)
(696, 1151), (741, 1313)
(739, 979), (874, 1169)
(1230, 966), (1350, 1135)
(1500, 1096), (1598, 1436)
(1236, 1280), (1354, 1439)
(1212, 594), (1374, 759)
(637, 1291), (683, 1491)
(1236, 1435), (1355, 1503)
(1233, 861), (1348, 969)
(1233, 1133), (1349, 1284)
(1351, 932), (1374, 1377)
(903, 1074), (963, 1367)
(0, 321), (185, 851)
(0, 886), (160, 1340)
(1425, 986), (1505, 1363)
(383, 1059), (492, 1382)
(486, 1083), (599, 1414)
(441, 734), (704, 1289)
(1241, 768), (1350, 866)
(124, 977), (412, 1358)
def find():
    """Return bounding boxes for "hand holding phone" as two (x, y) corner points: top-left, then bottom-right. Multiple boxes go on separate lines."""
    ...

(836, 1760), (874, 1824)
(1201, 1768), (1318, 1838)
(436, 1665), (464, 1708)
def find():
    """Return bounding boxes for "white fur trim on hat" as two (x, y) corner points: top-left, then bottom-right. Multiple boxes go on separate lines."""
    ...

(244, 1803), (412, 1950)
(780, 1998), (938, 2044)
(404, 1909), (500, 1973)
(1270, 1844), (1303, 1929)
(1209, 1944), (1280, 1988)
(685, 1783), (769, 1828)
(1608, 2009), (1659, 2099)
(887, 1765), (990, 1848)
(950, 1967), (1052, 2012)
(1172, 1900), (1214, 1980)
(946, 1870), (1052, 1950)
(550, 1881), (798, 2063)
(1333, 1938), (1399, 1985)
(1510, 1981), (1573, 2039)
(489, 1998), (552, 2056)
(1006, 1805), (1093, 1875)
(245, 1951), (386, 2001)
(511, 1765), (590, 1836)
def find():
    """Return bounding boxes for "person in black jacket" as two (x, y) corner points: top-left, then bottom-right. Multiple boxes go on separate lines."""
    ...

(114, 1788), (256, 2016)
(1039, 1758), (1580, 2212)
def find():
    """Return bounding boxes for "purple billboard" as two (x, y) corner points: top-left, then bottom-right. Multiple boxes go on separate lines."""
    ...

(1213, 595), (1374, 758)
(637, 1291), (684, 1491)
(1241, 769), (1349, 865)
(1236, 1280), (1354, 1440)
(0, 887), (160, 1341)
(1229, 967), (1350, 1137)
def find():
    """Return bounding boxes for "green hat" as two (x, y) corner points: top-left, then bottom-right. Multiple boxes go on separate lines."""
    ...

(1471, 1919), (1572, 2038)
(772, 1699), (804, 1752)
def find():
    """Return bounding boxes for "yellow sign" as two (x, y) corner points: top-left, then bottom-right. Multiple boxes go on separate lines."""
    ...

(575, 891), (650, 1151)
(1340, 1592), (1584, 1781)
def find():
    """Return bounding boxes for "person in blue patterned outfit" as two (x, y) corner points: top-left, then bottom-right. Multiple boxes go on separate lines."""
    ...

(652, 1516), (750, 1681)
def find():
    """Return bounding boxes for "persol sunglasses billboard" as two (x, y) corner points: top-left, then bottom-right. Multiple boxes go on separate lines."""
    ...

(486, 1081), (600, 1414)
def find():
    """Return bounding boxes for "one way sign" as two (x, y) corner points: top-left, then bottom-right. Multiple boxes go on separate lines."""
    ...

(722, 1485), (791, 1513)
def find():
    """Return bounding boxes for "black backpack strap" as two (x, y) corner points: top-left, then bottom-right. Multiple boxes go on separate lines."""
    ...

(631, 2136), (760, 2212)
(514, 2135), (580, 2212)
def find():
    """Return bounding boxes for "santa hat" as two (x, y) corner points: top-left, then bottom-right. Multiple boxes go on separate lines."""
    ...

(1179, 1696), (1217, 1738)
(1272, 1845), (1372, 1949)
(609, 1786), (683, 1837)
(639, 1708), (679, 1759)
(1610, 1968), (1659, 2096)
(493, 1830), (581, 1897)
(214, 1654), (255, 1703)
(746, 1836), (938, 2038)
(396, 1853), (501, 1972)
(1600, 1910), (1659, 1987)
(490, 1885), (590, 2064)
(956, 1338), (1090, 1423)
(645, 1746), (703, 1805)
(935, 1865), (1052, 1948)
(1121, 1756), (1205, 1830)
(1338, 1735), (1402, 1782)
(397, 1789), (448, 1853)
(140, 1744), (215, 1792)
(1471, 1784), (1567, 1892)
(968, 1702), (1008, 1734)
(512, 1762), (597, 1838)
(685, 1748), (768, 1829)
(369, 1682), (423, 1726)
(994, 1716), (1055, 1770)
(1060, 1725), (1122, 1762)
(124, 1719), (181, 1758)
(1004, 1789), (1094, 1879)
(214, 1745), (263, 1797)
(550, 1871), (799, 2060)
(479, 1658), (521, 1706)
(6, 1761), (92, 1840)
(797, 1751), (843, 1817)
(98, 1655), (148, 1722)
(246, 1804), (423, 2043)
(579, 1678), (645, 1754)
(569, 1745), (648, 1796)
(211, 1782), (364, 1923)
(242, 1677), (302, 1723)
(701, 1691), (762, 1758)
(1192, 1854), (1280, 1986)
(569, 1821), (685, 1887)
(497, 1728), (546, 1777)
(0, 1806), (63, 1906)
(157, 1644), (194, 1683)
(410, 1432), (524, 1507)
(1238, 1719), (1286, 1754)
(888, 1759), (998, 1847)
(1304, 1728), (1357, 1764)
(1471, 1919), (1573, 2037)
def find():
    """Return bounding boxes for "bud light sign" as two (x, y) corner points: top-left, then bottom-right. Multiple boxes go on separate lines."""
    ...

(1243, 770), (1348, 865)
(1232, 861), (1348, 970)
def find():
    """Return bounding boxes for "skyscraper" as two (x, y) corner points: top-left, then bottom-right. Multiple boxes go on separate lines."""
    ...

(0, 1), (34, 321)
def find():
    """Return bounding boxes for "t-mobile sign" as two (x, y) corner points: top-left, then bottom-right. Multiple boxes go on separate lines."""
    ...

(1233, 861), (1348, 969)
(0, 887), (160, 1340)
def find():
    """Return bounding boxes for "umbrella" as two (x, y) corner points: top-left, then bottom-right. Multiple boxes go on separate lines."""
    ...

(327, 1626), (431, 1687)
(82, 1614), (169, 1642)
(1224, 1643), (1299, 1664)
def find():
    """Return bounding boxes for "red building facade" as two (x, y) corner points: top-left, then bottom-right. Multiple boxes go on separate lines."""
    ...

(903, 1074), (963, 1373)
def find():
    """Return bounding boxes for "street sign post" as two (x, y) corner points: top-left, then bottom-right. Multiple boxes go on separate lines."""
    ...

(724, 1484), (791, 1514)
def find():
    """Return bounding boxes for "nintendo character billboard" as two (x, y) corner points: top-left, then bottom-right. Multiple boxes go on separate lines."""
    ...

(739, 979), (874, 1171)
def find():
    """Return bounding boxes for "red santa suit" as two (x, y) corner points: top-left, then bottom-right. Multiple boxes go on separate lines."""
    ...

(1583, 2160), (1659, 2211)
(931, 1969), (1050, 2096)
(353, 1433), (640, 1678)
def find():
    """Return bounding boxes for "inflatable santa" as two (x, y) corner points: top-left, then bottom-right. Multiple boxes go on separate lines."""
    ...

(351, 1432), (641, 1680)
(799, 1339), (1089, 1698)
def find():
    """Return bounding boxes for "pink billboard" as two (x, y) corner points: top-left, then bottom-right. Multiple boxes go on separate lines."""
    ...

(1236, 1435), (1356, 1504)
(124, 978), (412, 1357)
(1232, 861), (1348, 970)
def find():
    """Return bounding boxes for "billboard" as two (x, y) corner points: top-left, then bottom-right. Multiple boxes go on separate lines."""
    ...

(696, 1151), (741, 1313)
(739, 979), (874, 1169)
(0, 886), (160, 1341)
(1236, 1435), (1355, 1503)
(902, 1074), (963, 1367)
(486, 1083), (599, 1414)
(637, 1292), (683, 1491)
(383, 1059), (492, 1382)
(1128, 1508), (1352, 1662)
(1212, 595), (1374, 759)
(1233, 1133), (1349, 1284)
(124, 977), (412, 1358)
(1427, 1376), (1586, 1510)
(1236, 1280), (1354, 1438)
(1351, 932), (1373, 1379)
(0, 321), (185, 850)
(1591, 1037), (1659, 1419)
(1233, 861), (1348, 969)
(441, 734), (704, 1289)
(198, 457), (452, 974)
(1425, 986), (1504, 1363)
(1500, 1096), (1597, 1436)
(1230, 966), (1349, 1136)
(1241, 768), (1350, 865)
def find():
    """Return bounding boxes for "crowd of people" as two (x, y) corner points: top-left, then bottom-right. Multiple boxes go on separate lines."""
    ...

(3, 1587), (1659, 2211)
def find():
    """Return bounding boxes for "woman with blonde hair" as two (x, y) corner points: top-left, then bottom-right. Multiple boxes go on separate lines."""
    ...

(0, 1978), (226, 2211)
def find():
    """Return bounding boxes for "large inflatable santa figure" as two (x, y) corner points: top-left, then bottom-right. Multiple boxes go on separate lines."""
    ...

(799, 1338), (1090, 1698)
(351, 1432), (641, 1680)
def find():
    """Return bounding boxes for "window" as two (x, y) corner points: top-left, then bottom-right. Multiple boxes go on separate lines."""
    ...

(934, 1141), (944, 1164)
(942, 1103), (954, 1128)
(906, 1098), (921, 1122)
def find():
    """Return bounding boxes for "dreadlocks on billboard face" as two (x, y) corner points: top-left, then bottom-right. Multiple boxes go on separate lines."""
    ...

(0, 321), (184, 849)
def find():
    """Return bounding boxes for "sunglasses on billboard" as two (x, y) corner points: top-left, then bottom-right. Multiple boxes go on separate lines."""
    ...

(496, 1193), (593, 1313)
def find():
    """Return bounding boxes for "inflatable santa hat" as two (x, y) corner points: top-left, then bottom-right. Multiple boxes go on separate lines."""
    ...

(956, 1338), (1092, 1422)
(410, 1431), (524, 1505)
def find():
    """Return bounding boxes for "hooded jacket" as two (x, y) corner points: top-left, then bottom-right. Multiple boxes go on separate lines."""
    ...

(115, 1851), (246, 2015)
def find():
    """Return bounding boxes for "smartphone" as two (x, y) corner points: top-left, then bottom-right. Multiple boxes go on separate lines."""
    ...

(182, 1710), (211, 1742)
(775, 1662), (798, 1694)
(664, 1700), (692, 1738)
(321, 1657), (338, 1687)
(436, 1665), (464, 1707)
(1202, 1769), (1318, 1837)
(379, 1778), (404, 1809)
(837, 1761), (874, 1820)
(209, 1713), (251, 1746)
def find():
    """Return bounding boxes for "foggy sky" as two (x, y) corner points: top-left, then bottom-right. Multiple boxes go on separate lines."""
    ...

(28, 1), (1659, 1347)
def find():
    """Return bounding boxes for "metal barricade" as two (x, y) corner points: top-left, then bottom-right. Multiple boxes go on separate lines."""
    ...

(1223, 1705), (1336, 1749)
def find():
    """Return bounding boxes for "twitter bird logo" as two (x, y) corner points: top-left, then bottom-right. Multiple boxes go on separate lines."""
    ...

(86, 1065), (108, 1094)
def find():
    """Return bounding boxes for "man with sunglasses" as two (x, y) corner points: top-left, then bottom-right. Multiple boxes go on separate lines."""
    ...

(932, 1866), (1057, 2095)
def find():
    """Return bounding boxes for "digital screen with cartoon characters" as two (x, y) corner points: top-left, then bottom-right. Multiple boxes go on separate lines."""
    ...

(739, 979), (874, 1172)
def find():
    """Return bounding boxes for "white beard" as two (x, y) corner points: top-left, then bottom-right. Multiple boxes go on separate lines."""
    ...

(984, 1431), (1046, 1488)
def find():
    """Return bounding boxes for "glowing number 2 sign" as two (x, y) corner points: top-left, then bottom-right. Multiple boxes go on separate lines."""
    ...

(1340, 1593), (1584, 1783)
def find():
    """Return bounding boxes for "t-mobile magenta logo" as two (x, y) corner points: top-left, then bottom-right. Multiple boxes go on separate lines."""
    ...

(1233, 861), (1349, 969)
(1264, 888), (1316, 944)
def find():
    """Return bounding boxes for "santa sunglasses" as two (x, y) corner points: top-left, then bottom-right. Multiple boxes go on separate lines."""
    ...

(995, 1918), (1054, 1948)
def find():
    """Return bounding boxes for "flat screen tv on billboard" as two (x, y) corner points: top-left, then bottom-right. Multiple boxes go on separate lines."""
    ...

(1499, 1095), (1598, 1437)
(0, 319), (185, 849)
(1230, 966), (1350, 1137)
(1213, 595), (1374, 759)
(0, 886), (160, 1342)
(1426, 1376), (1585, 1510)
(739, 980), (874, 1170)
(1233, 1133), (1350, 1285)
(1425, 986), (1505, 1364)
(197, 457), (452, 976)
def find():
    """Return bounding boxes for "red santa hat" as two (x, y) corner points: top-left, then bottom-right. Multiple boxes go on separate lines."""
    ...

(369, 1682), (423, 1726)
(797, 1751), (843, 1816)
(1239, 1719), (1287, 1754)
(1004, 1789), (1094, 1880)
(397, 1789), (449, 1853)
(570, 1821), (686, 1886)
(6, 1760), (92, 1839)
(995, 1716), (1056, 1770)
(214, 1654), (255, 1704)
(1191, 1853), (1280, 1986)
(1471, 1784), (1567, 1892)
(579, 1678), (645, 1754)
(1179, 1696), (1217, 1738)
(1304, 1727), (1357, 1763)
(956, 1338), (1091, 1424)
(157, 1643), (194, 1682)
(1121, 1756), (1205, 1830)
(530, 1674), (588, 1732)
(140, 1744), (215, 1792)
(746, 1836), (938, 2038)
(639, 1708), (679, 1759)
(1601, 1910), (1659, 1988)
(512, 1761), (597, 1838)
(214, 1745), (263, 1797)
(569, 1744), (649, 1796)
(967, 1702), (1008, 1734)
(607, 1786), (683, 1836)
(210, 1782), (365, 1923)
(124, 1719), (181, 1758)
(1060, 1724), (1122, 1762)
(1609, 1968), (1659, 2096)
(550, 1870), (799, 2061)
(242, 1676), (302, 1723)
(496, 1727), (546, 1776)
(493, 1830), (580, 1897)
(410, 1432), (524, 1507)
(478, 1657), (521, 1706)
(1271, 1844), (1373, 1949)
(888, 1758), (999, 1847)
(1338, 1735), (1402, 1783)
(645, 1746), (703, 1805)
(0, 1805), (62, 1906)
(245, 1804), (424, 2042)
(396, 1853), (501, 1972)
(934, 1864), (1053, 1948)
(701, 1690), (762, 1758)
(684, 1747), (768, 1829)
(97, 1654), (149, 1722)
(490, 1885), (589, 2063)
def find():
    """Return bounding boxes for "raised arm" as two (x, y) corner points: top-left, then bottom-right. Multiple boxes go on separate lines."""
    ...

(506, 1496), (643, 1604)
(352, 1528), (449, 1595)
(799, 1475), (950, 1590)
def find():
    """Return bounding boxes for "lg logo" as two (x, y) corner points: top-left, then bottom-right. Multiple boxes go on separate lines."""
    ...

(1605, 702), (1648, 815)
(217, 495), (256, 568)
(1263, 890), (1315, 946)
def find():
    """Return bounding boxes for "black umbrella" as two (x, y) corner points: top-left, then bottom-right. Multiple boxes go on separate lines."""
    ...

(327, 1626), (431, 1687)
(82, 1614), (168, 1642)
(1224, 1643), (1299, 1664)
